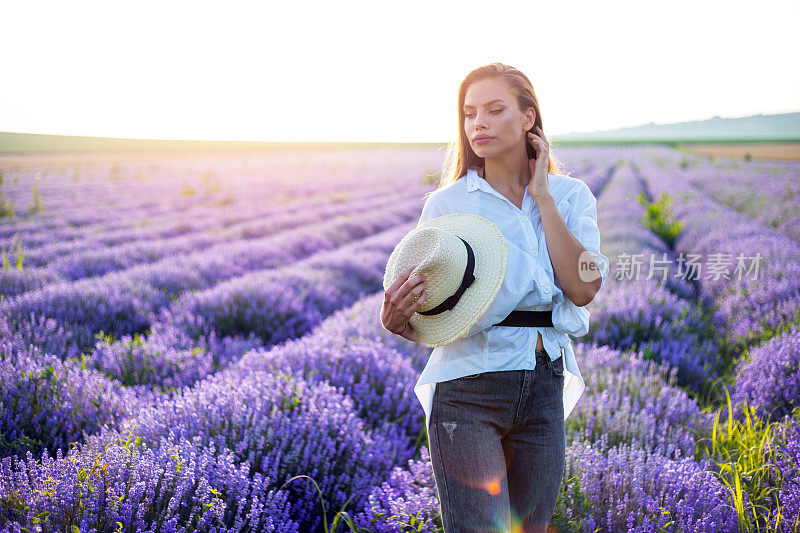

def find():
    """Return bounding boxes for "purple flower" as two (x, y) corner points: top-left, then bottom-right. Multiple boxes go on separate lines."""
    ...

(353, 445), (442, 533)
(732, 324), (800, 423)
(560, 437), (740, 532)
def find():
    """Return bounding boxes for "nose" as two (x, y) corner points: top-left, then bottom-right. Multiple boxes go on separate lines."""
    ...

(472, 110), (489, 130)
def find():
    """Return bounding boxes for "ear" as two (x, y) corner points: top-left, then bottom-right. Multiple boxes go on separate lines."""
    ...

(524, 108), (536, 131)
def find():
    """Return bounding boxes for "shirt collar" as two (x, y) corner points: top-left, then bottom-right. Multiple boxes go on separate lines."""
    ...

(467, 167), (564, 208)
(465, 167), (533, 204)
(466, 167), (499, 195)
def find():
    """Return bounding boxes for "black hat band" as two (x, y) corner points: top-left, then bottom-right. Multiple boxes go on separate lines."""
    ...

(417, 236), (476, 316)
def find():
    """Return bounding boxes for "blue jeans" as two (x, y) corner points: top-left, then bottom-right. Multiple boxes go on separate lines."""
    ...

(428, 348), (565, 533)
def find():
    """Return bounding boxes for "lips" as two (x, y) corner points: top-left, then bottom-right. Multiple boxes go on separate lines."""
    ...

(473, 135), (493, 141)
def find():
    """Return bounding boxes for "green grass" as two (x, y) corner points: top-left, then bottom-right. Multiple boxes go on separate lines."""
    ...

(697, 388), (800, 532)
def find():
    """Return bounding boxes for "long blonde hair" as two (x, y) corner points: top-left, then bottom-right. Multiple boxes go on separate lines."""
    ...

(431, 62), (567, 196)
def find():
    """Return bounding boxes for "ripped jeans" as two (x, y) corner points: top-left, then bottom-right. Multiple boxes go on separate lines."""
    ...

(427, 348), (565, 533)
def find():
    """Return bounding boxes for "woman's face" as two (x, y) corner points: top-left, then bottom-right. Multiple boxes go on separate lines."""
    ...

(463, 77), (534, 159)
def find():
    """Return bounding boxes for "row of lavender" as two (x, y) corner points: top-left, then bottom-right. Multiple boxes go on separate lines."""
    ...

(1, 192), (425, 357)
(0, 289), (424, 531)
(1, 181), (429, 294)
(563, 146), (800, 424)
(0, 219), (422, 460)
(0, 149), (451, 467)
(0, 148), (444, 244)
(627, 146), (800, 527)
(21, 180), (419, 268)
(0, 154), (441, 290)
(629, 146), (800, 424)
(670, 152), (800, 243)
(515, 147), (798, 529)
(1, 169), (375, 249)
(547, 155), (746, 530)
(575, 160), (725, 393)
(0, 196), (456, 530)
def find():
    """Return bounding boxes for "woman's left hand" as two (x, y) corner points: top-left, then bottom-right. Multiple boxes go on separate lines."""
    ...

(527, 125), (552, 202)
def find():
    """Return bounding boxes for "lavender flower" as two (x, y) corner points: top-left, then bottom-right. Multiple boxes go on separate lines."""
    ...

(353, 445), (442, 533)
(117, 369), (402, 530)
(568, 342), (716, 460)
(560, 437), (741, 532)
(0, 348), (140, 459)
(732, 324), (800, 423)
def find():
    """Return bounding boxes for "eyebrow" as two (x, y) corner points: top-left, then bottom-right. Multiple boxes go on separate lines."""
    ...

(463, 99), (505, 109)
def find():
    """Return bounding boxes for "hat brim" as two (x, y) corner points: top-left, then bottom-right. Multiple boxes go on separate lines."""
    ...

(383, 213), (507, 347)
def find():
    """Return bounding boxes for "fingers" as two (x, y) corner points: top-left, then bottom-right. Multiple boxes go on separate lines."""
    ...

(393, 274), (427, 313)
(527, 132), (546, 146)
(390, 284), (428, 332)
(386, 265), (416, 294)
(387, 265), (425, 298)
(399, 281), (427, 313)
(384, 265), (428, 327)
(382, 283), (427, 334)
(527, 128), (549, 163)
(527, 126), (548, 145)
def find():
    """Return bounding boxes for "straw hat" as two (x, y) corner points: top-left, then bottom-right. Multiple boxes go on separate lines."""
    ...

(383, 214), (508, 347)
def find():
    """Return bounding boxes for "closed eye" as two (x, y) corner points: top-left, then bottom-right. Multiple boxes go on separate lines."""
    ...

(465, 109), (504, 118)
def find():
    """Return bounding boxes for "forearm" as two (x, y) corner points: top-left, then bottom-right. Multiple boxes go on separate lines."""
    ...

(537, 193), (600, 306)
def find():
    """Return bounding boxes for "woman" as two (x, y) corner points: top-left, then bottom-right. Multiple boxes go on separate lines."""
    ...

(381, 63), (607, 533)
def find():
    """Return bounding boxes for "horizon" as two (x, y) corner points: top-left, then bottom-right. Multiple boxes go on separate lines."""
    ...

(4, 110), (799, 145)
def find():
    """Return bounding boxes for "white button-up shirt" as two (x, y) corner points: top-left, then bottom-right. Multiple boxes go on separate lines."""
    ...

(413, 167), (609, 430)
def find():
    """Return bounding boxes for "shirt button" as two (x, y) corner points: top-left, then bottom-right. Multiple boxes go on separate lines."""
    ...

(521, 216), (528, 222)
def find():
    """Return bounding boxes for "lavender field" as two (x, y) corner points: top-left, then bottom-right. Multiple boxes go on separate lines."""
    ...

(0, 145), (798, 532)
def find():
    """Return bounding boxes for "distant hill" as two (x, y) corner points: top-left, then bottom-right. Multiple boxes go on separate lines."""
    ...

(554, 111), (800, 143)
(1, 111), (799, 154)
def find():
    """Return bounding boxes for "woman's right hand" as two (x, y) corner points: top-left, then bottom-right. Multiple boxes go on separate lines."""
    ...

(381, 265), (427, 342)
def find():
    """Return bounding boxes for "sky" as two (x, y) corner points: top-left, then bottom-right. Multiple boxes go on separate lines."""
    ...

(1, 0), (798, 143)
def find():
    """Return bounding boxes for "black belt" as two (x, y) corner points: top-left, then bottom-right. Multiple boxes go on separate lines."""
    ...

(492, 310), (553, 328)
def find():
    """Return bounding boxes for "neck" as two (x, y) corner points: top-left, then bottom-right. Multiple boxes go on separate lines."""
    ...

(479, 157), (532, 193)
